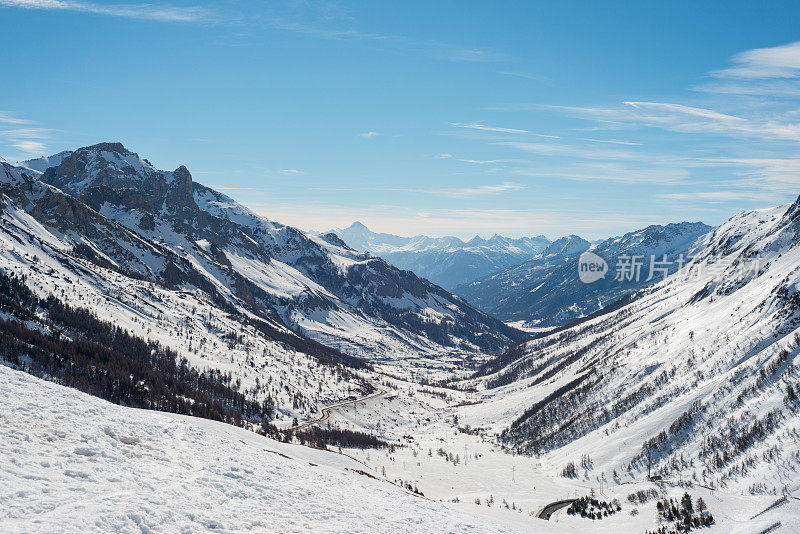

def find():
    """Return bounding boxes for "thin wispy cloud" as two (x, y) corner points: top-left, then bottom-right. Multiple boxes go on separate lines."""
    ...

(693, 81), (800, 98)
(498, 71), (551, 83)
(543, 101), (800, 142)
(279, 169), (304, 174)
(0, 114), (53, 156)
(697, 40), (800, 98)
(496, 141), (644, 161)
(452, 122), (528, 134)
(9, 140), (47, 153)
(578, 137), (642, 146)
(656, 191), (781, 202)
(711, 40), (800, 79)
(515, 165), (688, 185)
(455, 159), (504, 164)
(437, 153), (505, 164)
(358, 131), (382, 138)
(435, 46), (508, 63)
(0, 111), (33, 125)
(266, 18), (391, 41)
(691, 156), (800, 195)
(403, 182), (526, 198)
(623, 102), (745, 122)
(0, 0), (210, 22)
(259, 2), (506, 64)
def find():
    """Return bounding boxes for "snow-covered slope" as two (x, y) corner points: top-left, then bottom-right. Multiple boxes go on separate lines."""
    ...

(332, 221), (551, 290)
(0, 158), (373, 423)
(456, 223), (711, 327)
(16, 150), (72, 174)
(0, 364), (534, 534)
(464, 199), (800, 494)
(2, 144), (523, 371)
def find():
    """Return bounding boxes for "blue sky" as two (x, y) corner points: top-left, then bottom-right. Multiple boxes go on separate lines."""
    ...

(2, 0), (800, 239)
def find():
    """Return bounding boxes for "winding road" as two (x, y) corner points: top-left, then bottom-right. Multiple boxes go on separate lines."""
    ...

(287, 383), (388, 432)
(537, 499), (575, 520)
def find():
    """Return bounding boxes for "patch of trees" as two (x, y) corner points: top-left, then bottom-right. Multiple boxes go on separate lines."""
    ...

(290, 426), (389, 450)
(735, 348), (794, 408)
(629, 401), (703, 471)
(244, 312), (371, 372)
(500, 373), (600, 454)
(566, 496), (621, 519)
(646, 493), (713, 533)
(473, 292), (637, 379)
(70, 243), (148, 282)
(0, 271), (272, 428)
(561, 461), (577, 478)
(483, 327), (613, 389)
(628, 488), (660, 505)
(699, 409), (780, 470)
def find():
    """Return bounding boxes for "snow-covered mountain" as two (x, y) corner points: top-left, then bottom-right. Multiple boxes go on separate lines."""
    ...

(17, 150), (72, 173)
(0, 143), (525, 421)
(331, 221), (551, 289)
(3, 145), (799, 532)
(17, 143), (522, 360)
(455, 223), (711, 327)
(462, 197), (800, 494)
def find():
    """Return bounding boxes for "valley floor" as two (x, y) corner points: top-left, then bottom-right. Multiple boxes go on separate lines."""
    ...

(316, 369), (800, 534)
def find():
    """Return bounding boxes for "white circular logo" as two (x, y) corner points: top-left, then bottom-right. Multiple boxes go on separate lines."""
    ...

(578, 251), (608, 283)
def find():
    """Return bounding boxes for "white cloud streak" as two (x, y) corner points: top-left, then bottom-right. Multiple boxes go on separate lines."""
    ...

(656, 191), (782, 202)
(0, 0), (210, 22)
(544, 102), (800, 142)
(451, 122), (529, 134)
(623, 101), (745, 122)
(402, 182), (526, 198)
(712, 41), (800, 79)
(0, 112), (34, 125)
(577, 137), (642, 146)
(0, 117), (53, 156)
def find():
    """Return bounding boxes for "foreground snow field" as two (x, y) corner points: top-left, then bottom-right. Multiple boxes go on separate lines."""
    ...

(0, 364), (550, 534)
(3, 365), (798, 534)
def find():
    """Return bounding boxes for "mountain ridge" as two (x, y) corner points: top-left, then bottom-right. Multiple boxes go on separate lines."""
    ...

(455, 221), (712, 327)
(331, 221), (551, 289)
(456, 197), (800, 493)
(2, 143), (524, 370)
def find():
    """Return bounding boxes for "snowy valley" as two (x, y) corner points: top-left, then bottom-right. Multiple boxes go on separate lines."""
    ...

(2, 146), (800, 532)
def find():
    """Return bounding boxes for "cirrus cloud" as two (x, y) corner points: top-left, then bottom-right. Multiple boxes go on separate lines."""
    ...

(711, 40), (800, 79)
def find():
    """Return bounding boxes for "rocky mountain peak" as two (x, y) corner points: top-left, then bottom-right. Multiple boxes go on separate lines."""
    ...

(779, 193), (800, 225)
(83, 141), (132, 155)
(165, 165), (196, 212)
(542, 234), (590, 256)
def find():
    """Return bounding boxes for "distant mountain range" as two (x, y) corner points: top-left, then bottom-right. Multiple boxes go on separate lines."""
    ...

(330, 221), (551, 290)
(454, 222), (712, 327)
